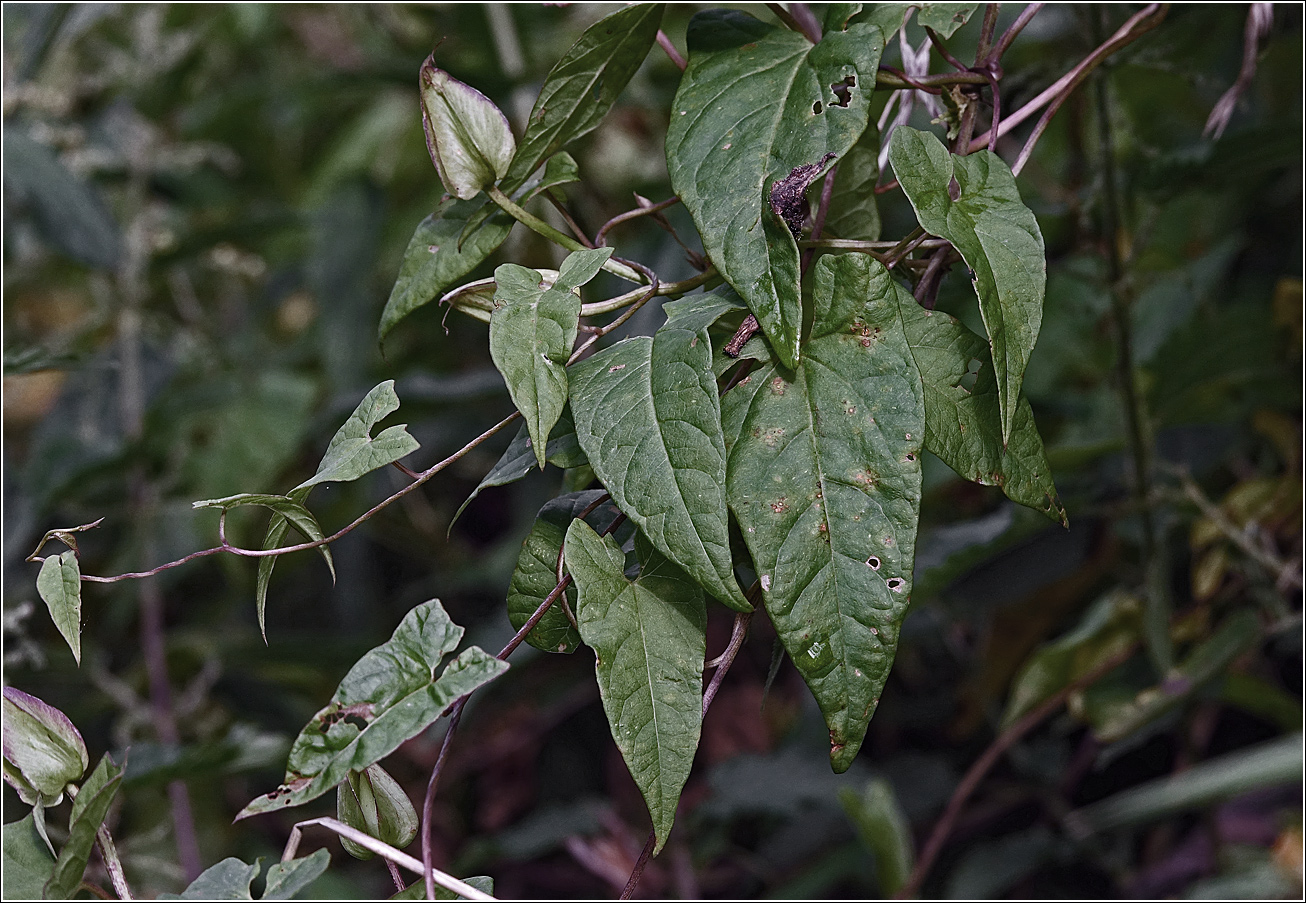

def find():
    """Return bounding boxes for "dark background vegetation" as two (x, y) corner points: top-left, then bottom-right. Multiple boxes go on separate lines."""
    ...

(3, 3), (1301, 898)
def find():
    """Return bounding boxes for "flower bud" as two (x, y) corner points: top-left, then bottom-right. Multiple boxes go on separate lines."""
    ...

(420, 55), (516, 200)
(336, 764), (418, 860)
(2, 687), (89, 806)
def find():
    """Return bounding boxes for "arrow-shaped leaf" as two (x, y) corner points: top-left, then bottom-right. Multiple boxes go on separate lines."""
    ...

(44, 753), (123, 900)
(888, 126), (1045, 444)
(724, 255), (924, 772)
(666, 9), (886, 368)
(192, 492), (336, 586)
(238, 599), (507, 819)
(569, 310), (750, 611)
(565, 520), (706, 855)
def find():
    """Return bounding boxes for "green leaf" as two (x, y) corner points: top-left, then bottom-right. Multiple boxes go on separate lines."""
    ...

(238, 599), (507, 819)
(888, 126), (1046, 444)
(378, 197), (513, 343)
(450, 405), (586, 530)
(2, 687), (89, 807)
(723, 255), (924, 772)
(36, 550), (81, 665)
(894, 282), (1065, 523)
(256, 381), (419, 637)
(45, 753), (123, 900)
(506, 490), (615, 655)
(500, 4), (665, 190)
(824, 126), (881, 241)
(158, 850), (330, 900)
(915, 3), (980, 38)
(1069, 733), (1303, 835)
(3, 813), (55, 900)
(294, 380), (420, 492)
(2, 129), (120, 269)
(192, 492), (335, 588)
(564, 520), (706, 856)
(821, 4), (864, 32)
(527, 152), (581, 201)
(393, 875), (494, 901)
(839, 778), (914, 897)
(419, 56), (515, 200)
(336, 764), (419, 861)
(568, 311), (750, 612)
(1002, 591), (1141, 729)
(490, 248), (614, 469)
(1088, 610), (1261, 743)
(666, 9), (886, 368)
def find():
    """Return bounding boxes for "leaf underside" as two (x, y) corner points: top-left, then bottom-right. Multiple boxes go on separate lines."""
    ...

(723, 254), (924, 772)
(666, 9), (885, 368)
(565, 521), (706, 855)
(888, 127), (1045, 444)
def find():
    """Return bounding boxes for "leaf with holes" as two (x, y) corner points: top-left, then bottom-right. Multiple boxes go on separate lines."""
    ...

(506, 490), (616, 655)
(666, 9), (886, 368)
(500, 4), (665, 191)
(893, 283), (1065, 524)
(888, 127), (1045, 444)
(564, 520), (706, 855)
(237, 599), (507, 819)
(568, 309), (750, 612)
(723, 255), (923, 772)
(35, 551), (81, 665)
(45, 753), (123, 900)
(378, 197), (513, 343)
(490, 247), (613, 469)
(158, 850), (330, 901)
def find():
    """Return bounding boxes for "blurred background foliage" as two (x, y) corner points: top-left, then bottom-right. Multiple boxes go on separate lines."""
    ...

(2, 3), (1301, 899)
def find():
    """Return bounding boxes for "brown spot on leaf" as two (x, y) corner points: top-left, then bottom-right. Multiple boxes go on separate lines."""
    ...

(770, 377), (786, 395)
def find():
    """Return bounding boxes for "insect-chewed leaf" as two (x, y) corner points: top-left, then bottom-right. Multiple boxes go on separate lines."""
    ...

(723, 254), (923, 772)
(893, 280), (1065, 524)
(564, 520), (706, 856)
(237, 600), (507, 819)
(490, 247), (613, 470)
(569, 306), (750, 611)
(666, 9), (887, 368)
(888, 127), (1045, 445)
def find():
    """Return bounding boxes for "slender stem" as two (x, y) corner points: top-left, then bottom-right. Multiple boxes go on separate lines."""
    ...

(620, 834), (658, 900)
(787, 3), (823, 42)
(801, 163), (839, 273)
(974, 4), (1168, 159)
(656, 30), (686, 71)
(799, 237), (951, 253)
(486, 185), (644, 284)
(95, 824), (133, 900)
(898, 646), (1137, 898)
(386, 859), (405, 894)
(985, 70), (1002, 153)
(543, 191), (594, 248)
(990, 3), (1044, 62)
(925, 26), (970, 73)
(767, 3), (817, 42)
(580, 268), (712, 318)
(595, 197), (680, 248)
(1092, 33), (1171, 674)
(876, 68), (988, 90)
(974, 4), (1000, 62)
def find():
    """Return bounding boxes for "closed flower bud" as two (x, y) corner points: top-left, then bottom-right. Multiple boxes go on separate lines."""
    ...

(2, 687), (89, 807)
(336, 764), (419, 860)
(420, 55), (516, 200)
